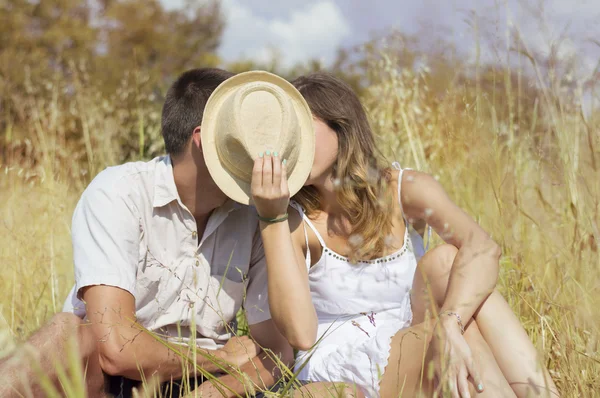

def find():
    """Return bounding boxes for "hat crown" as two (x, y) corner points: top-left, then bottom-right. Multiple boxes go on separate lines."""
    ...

(215, 81), (301, 181)
(201, 70), (314, 205)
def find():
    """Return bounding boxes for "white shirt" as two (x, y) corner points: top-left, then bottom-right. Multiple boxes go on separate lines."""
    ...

(62, 156), (270, 349)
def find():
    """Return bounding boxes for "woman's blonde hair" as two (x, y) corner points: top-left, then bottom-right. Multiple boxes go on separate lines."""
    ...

(292, 73), (396, 263)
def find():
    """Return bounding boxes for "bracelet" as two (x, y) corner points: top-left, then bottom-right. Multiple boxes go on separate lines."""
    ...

(258, 213), (289, 224)
(440, 311), (465, 335)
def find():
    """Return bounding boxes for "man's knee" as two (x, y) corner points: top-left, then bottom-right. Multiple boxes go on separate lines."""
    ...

(39, 313), (96, 355)
(45, 312), (85, 339)
(48, 312), (83, 327)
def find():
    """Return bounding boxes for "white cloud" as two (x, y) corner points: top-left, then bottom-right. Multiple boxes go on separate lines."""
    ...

(160, 0), (186, 11)
(545, 0), (600, 24)
(508, 0), (599, 76)
(219, 0), (351, 68)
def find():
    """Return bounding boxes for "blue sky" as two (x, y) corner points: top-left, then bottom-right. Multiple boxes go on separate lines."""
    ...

(160, 0), (599, 76)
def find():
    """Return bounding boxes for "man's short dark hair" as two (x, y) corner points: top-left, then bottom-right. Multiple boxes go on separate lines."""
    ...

(162, 68), (234, 156)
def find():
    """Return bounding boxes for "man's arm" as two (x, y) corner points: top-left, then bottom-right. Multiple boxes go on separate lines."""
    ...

(73, 175), (258, 382)
(191, 319), (294, 397)
(83, 285), (259, 382)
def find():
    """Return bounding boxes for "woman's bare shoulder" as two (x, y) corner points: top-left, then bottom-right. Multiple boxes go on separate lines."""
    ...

(387, 167), (431, 187)
(387, 167), (434, 201)
(389, 168), (442, 222)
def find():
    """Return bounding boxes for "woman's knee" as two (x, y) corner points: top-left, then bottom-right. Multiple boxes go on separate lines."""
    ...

(414, 244), (458, 307)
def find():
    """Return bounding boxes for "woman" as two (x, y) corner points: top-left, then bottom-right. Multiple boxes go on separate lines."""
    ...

(250, 73), (558, 398)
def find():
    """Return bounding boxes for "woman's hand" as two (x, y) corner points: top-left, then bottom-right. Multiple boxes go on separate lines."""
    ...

(430, 317), (484, 398)
(251, 152), (289, 219)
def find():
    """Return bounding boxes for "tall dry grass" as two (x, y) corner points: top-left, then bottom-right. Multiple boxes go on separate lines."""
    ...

(365, 41), (600, 395)
(1, 34), (599, 398)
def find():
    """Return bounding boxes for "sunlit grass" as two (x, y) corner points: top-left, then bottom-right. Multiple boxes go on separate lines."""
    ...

(367, 41), (599, 395)
(1, 32), (599, 398)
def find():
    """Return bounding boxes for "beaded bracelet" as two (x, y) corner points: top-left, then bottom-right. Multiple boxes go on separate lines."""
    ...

(441, 311), (465, 335)
(258, 213), (289, 224)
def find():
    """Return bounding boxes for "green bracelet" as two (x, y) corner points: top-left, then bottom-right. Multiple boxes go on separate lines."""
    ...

(258, 213), (289, 224)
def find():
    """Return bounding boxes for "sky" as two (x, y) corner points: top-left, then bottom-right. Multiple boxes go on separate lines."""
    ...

(160, 0), (600, 76)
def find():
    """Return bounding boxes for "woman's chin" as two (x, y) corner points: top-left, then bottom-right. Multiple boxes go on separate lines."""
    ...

(304, 172), (328, 188)
(303, 174), (315, 186)
(304, 175), (318, 187)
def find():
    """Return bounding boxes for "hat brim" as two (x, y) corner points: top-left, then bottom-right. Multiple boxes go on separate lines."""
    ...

(201, 71), (315, 205)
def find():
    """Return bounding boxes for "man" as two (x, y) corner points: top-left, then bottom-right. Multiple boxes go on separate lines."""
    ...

(0, 68), (293, 397)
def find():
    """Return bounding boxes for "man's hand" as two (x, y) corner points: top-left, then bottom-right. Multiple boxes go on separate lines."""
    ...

(220, 335), (260, 368)
(185, 320), (294, 398)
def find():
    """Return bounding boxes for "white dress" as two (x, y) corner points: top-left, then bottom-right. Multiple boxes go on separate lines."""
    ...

(291, 164), (427, 397)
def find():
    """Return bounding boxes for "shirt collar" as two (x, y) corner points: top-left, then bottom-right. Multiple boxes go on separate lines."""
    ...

(220, 198), (242, 213)
(153, 155), (180, 208)
(153, 155), (242, 213)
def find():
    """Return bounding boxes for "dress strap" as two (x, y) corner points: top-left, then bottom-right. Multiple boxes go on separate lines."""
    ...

(392, 162), (431, 252)
(392, 162), (410, 220)
(290, 202), (327, 248)
(302, 217), (327, 249)
(289, 201), (314, 269)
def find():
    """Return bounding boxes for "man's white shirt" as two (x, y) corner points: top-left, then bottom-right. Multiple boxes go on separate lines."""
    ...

(63, 156), (270, 349)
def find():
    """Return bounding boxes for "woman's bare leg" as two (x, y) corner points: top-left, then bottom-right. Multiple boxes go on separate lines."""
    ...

(474, 292), (558, 397)
(378, 322), (433, 397)
(293, 381), (365, 397)
(411, 244), (559, 397)
(380, 244), (514, 397)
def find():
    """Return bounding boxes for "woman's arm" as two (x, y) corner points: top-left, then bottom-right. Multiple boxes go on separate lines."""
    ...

(401, 170), (501, 325)
(251, 153), (318, 350)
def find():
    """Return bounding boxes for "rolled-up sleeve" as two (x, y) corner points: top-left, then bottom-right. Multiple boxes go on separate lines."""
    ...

(243, 224), (271, 325)
(72, 176), (140, 299)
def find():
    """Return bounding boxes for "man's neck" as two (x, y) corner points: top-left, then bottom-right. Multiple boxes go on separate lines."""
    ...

(171, 153), (227, 220)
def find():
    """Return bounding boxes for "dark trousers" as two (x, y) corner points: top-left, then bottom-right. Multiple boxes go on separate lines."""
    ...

(105, 375), (293, 397)
(105, 375), (203, 397)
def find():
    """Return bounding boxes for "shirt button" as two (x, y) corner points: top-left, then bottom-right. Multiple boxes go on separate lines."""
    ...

(192, 231), (197, 239)
(195, 259), (200, 267)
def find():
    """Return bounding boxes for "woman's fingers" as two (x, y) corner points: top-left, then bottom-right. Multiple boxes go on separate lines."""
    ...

(251, 155), (264, 194)
(458, 367), (471, 398)
(272, 151), (281, 189)
(281, 158), (289, 194)
(262, 151), (273, 187)
(448, 374), (460, 398)
(466, 358), (484, 393)
(251, 150), (289, 219)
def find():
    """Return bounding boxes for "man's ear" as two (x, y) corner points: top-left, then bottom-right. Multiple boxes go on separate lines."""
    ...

(192, 126), (202, 150)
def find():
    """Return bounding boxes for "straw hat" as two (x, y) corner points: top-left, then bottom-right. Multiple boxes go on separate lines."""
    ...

(201, 71), (315, 205)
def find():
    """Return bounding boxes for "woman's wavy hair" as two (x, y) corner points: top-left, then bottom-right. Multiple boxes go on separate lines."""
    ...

(292, 72), (395, 262)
